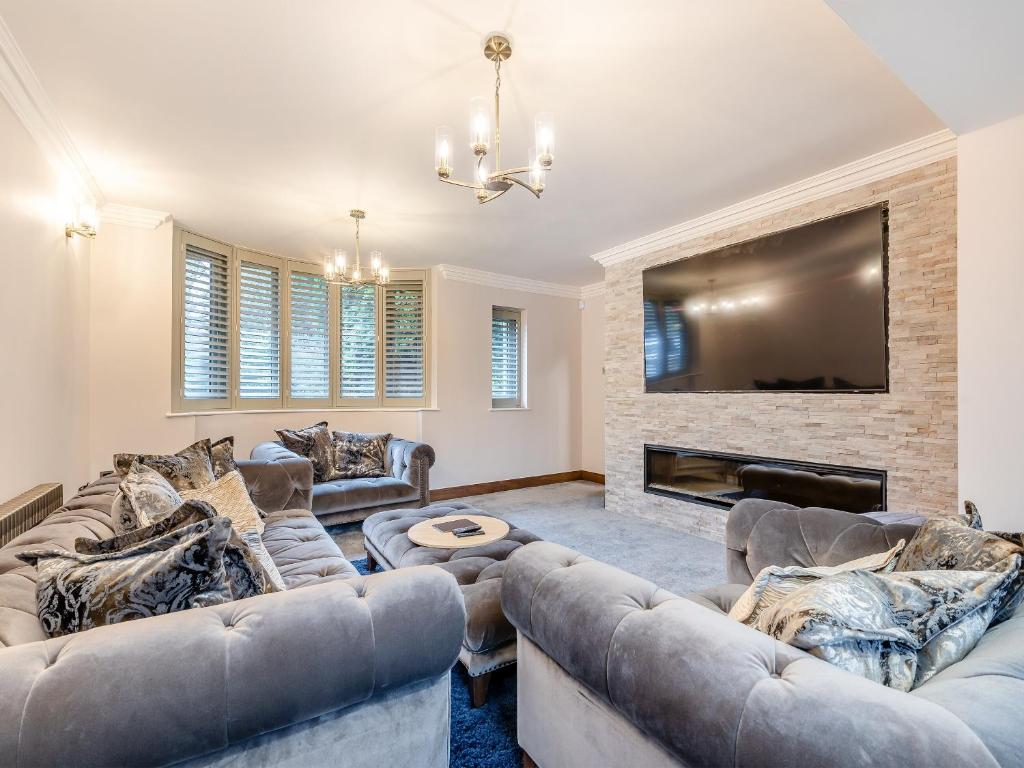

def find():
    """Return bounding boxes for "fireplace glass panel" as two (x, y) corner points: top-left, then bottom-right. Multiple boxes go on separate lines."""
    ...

(644, 445), (885, 513)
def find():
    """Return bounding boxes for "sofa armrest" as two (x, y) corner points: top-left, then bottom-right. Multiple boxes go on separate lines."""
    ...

(386, 438), (435, 506)
(0, 566), (465, 768)
(726, 498), (921, 584)
(501, 541), (999, 767)
(239, 441), (314, 512)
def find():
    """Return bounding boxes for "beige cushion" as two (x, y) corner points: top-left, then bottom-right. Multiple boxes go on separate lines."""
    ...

(181, 470), (265, 535)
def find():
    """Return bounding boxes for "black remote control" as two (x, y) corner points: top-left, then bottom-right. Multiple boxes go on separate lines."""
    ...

(454, 529), (486, 538)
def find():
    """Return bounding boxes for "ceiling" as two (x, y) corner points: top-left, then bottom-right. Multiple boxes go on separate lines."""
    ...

(827, 0), (1024, 135)
(0, 0), (943, 285)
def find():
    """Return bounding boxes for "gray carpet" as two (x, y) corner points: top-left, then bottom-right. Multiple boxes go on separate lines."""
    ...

(330, 481), (725, 596)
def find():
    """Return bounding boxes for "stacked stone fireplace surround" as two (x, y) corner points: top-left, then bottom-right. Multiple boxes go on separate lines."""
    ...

(604, 159), (957, 542)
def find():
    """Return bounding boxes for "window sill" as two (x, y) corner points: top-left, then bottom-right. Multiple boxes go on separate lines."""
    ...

(166, 406), (440, 418)
(489, 407), (530, 411)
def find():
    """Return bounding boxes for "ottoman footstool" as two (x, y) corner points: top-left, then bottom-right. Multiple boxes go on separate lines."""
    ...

(363, 501), (542, 706)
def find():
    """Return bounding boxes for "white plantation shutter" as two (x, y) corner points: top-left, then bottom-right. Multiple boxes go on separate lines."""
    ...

(340, 284), (377, 401)
(238, 259), (281, 400)
(289, 270), (331, 401)
(491, 307), (522, 408)
(383, 279), (426, 403)
(182, 243), (230, 404)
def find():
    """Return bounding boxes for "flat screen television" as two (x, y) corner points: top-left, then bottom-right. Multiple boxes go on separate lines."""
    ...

(643, 204), (888, 393)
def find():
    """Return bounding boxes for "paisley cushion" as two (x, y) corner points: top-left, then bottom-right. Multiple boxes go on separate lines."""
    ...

(276, 422), (340, 483)
(895, 515), (1024, 620)
(210, 436), (239, 478)
(331, 431), (391, 479)
(113, 439), (216, 492)
(753, 565), (1019, 691)
(75, 500), (274, 600)
(18, 514), (234, 637)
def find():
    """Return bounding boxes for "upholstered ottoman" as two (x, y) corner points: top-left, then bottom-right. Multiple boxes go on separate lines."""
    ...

(363, 501), (541, 706)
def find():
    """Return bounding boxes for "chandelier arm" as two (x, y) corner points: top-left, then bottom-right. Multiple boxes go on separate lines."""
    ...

(439, 176), (484, 190)
(496, 166), (534, 177)
(502, 173), (542, 199)
(477, 187), (509, 205)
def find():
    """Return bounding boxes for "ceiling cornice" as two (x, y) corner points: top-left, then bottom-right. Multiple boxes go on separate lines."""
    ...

(437, 264), (586, 299)
(100, 203), (170, 229)
(0, 13), (105, 206)
(590, 129), (957, 267)
(580, 282), (605, 300)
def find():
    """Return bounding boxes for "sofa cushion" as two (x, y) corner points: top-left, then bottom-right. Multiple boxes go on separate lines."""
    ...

(76, 499), (273, 600)
(312, 477), (419, 515)
(276, 422), (341, 483)
(113, 439), (216, 491)
(331, 431), (391, 479)
(210, 435), (239, 478)
(896, 516), (1024, 620)
(261, 508), (359, 588)
(180, 470), (265, 535)
(119, 461), (183, 531)
(753, 567), (1018, 691)
(18, 515), (235, 637)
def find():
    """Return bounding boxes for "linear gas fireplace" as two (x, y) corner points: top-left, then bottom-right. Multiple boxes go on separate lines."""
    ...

(644, 445), (885, 514)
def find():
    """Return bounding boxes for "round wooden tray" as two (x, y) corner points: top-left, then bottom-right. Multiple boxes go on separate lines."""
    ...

(407, 514), (510, 549)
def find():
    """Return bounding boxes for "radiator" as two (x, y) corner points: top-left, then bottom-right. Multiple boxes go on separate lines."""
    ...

(0, 483), (63, 548)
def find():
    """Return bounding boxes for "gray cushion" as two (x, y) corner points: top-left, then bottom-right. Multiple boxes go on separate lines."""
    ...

(261, 508), (359, 588)
(312, 477), (419, 515)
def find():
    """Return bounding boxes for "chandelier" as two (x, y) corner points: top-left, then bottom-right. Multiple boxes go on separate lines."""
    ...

(434, 34), (554, 204)
(324, 209), (389, 286)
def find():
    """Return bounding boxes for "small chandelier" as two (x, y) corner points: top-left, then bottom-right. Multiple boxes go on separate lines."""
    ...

(435, 34), (554, 204)
(324, 209), (389, 286)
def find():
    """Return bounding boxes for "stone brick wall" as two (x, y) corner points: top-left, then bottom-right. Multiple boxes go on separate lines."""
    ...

(604, 159), (957, 541)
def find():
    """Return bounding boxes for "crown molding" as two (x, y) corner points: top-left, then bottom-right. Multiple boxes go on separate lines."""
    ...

(0, 14), (105, 206)
(591, 129), (957, 267)
(580, 282), (605, 299)
(100, 203), (170, 229)
(437, 264), (586, 299)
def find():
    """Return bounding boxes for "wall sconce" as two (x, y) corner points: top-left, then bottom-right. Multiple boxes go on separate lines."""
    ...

(65, 202), (98, 239)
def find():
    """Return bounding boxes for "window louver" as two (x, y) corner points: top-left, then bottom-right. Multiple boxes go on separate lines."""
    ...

(289, 271), (330, 399)
(340, 284), (377, 399)
(183, 245), (230, 401)
(383, 281), (425, 400)
(491, 307), (521, 407)
(239, 261), (281, 399)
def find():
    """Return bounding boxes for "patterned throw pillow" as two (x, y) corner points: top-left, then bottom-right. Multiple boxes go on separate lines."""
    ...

(180, 470), (265, 535)
(331, 431), (392, 479)
(210, 436), (239, 478)
(113, 439), (216, 492)
(114, 461), (184, 534)
(18, 516), (234, 637)
(276, 422), (340, 483)
(895, 514), (1024, 621)
(753, 565), (1018, 691)
(730, 541), (905, 627)
(79, 499), (274, 600)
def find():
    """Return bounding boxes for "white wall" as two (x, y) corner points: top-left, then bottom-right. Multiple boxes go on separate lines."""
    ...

(0, 98), (91, 500)
(84, 230), (584, 489)
(580, 293), (605, 474)
(958, 112), (1024, 530)
(422, 272), (582, 488)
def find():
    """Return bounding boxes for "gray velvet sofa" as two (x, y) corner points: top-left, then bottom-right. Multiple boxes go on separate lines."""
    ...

(252, 437), (435, 526)
(502, 500), (1023, 768)
(0, 454), (465, 768)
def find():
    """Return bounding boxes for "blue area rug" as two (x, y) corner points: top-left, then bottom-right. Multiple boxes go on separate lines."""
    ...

(352, 557), (521, 768)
